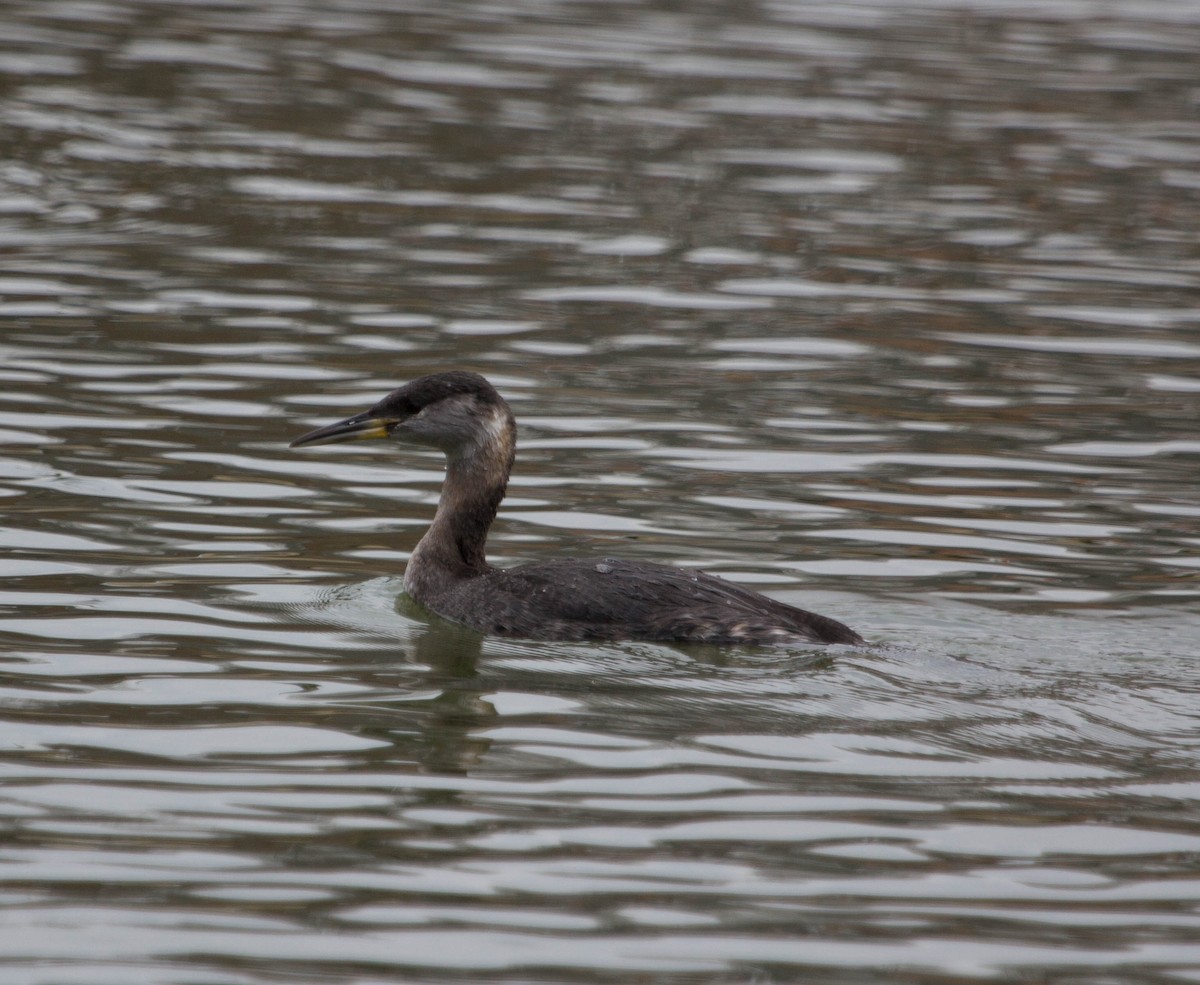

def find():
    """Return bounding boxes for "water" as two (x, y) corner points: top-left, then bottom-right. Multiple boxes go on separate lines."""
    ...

(2, 0), (1200, 982)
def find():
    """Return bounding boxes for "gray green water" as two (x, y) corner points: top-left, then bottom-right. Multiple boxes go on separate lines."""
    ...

(1, 1), (1199, 982)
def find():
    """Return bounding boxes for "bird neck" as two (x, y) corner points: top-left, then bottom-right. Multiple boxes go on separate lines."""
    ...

(404, 412), (515, 603)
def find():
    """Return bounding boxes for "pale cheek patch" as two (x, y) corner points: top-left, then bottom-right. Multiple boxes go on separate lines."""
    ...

(482, 407), (509, 447)
(447, 404), (512, 464)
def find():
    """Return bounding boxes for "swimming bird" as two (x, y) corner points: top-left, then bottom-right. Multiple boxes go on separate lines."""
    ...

(290, 371), (862, 645)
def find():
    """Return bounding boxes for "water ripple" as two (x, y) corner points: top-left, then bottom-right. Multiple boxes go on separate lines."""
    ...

(1, 0), (1199, 982)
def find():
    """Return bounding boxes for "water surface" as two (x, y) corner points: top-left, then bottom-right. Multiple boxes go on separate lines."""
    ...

(2, 1), (1199, 982)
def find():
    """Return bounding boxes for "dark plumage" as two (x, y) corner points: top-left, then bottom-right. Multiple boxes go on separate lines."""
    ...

(421, 556), (861, 644)
(291, 371), (863, 646)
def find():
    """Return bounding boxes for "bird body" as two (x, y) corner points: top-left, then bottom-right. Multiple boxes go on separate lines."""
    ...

(411, 555), (861, 644)
(291, 371), (862, 646)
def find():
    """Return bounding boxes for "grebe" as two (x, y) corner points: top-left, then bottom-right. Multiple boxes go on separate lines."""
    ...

(290, 371), (862, 646)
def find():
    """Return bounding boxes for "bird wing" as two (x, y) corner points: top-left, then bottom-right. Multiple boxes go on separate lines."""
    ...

(439, 557), (858, 644)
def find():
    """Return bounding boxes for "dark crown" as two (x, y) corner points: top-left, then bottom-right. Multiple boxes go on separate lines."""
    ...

(372, 371), (501, 416)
